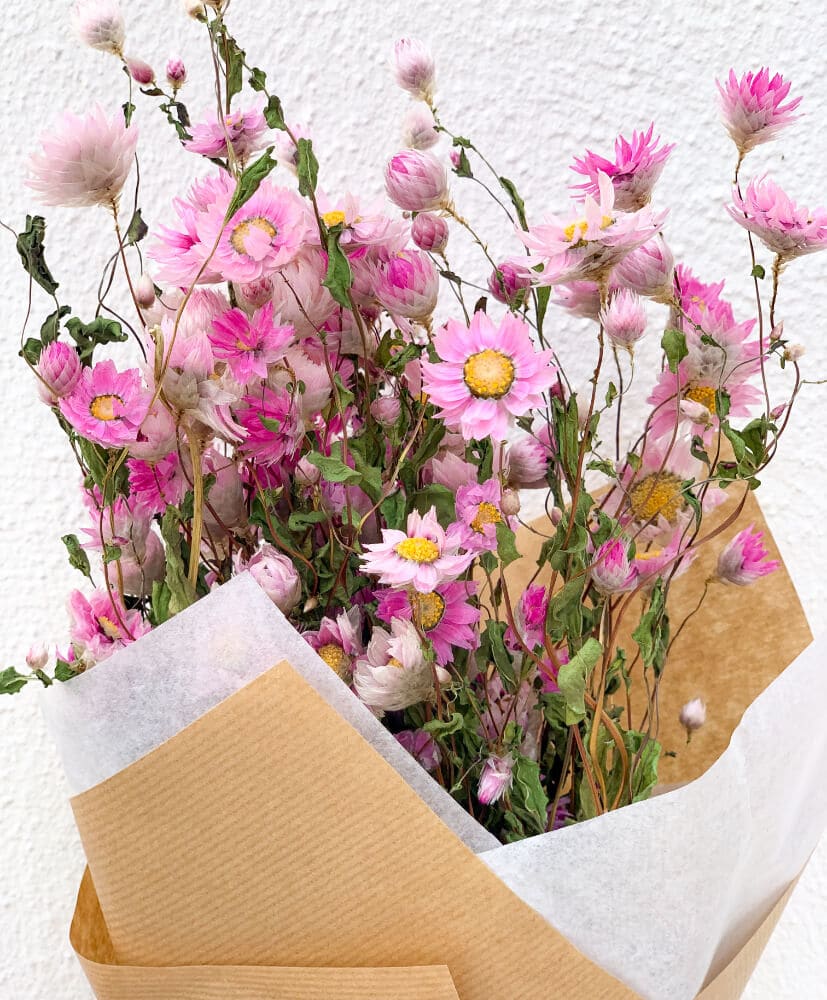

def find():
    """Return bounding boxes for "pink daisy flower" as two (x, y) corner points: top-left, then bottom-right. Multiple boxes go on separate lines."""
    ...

(570, 124), (674, 211)
(303, 606), (365, 681)
(717, 69), (801, 156)
(716, 525), (780, 586)
(68, 587), (150, 666)
(375, 580), (480, 666)
(353, 618), (450, 713)
(455, 478), (519, 554)
(59, 360), (150, 448)
(209, 302), (294, 384)
(27, 105), (138, 209)
(727, 176), (827, 261)
(421, 311), (557, 442)
(360, 506), (474, 593)
(633, 526), (697, 588)
(521, 172), (667, 284)
(184, 103), (269, 161)
(127, 451), (187, 517)
(394, 730), (442, 772)
(235, 387), (303, 466)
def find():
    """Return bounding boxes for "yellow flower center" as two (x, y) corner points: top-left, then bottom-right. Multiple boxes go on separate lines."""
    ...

(230, 216), (277, 255)
(97, 615), (120, 640)
(463, 349), (516, 400)
(317, 643), (351, 679)
(412, 590), (446, 631)
(387, 657), (404, 669)
(235, 339), (254, 352)
(322, 210), (347, 228)
(628, 473), (685, 523)
(89, 394), (123, 421)
(635, 548), (663, 562)
(563, 214), (614, 243)
(684, 385), (717, 413)
(470, 501), (503, 534)
(395, 537), (441, 563)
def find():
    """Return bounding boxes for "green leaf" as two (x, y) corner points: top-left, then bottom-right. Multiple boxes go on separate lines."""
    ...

(498, 175), (528, 229)
(16, 215), (59, 295)
(632, 580), (670, 674)
(412, 484), (456, 523)
(263, 93), (286, 131)
(557, 638), (602, 724)
(495, 522), (521, 567)
(484, 619), (518, 693)
(125, 208), (148, 245)
(61, 534), (92, 581)
(751, 263), (766, 280)
(625, 730), (662, 802)
(661, 328), (688, 373)
(422, 711), (464, 738)
(150, 579), (172, 626)
(380, 490), (407, 531)
(249, 66), (267, 92)
(258, 414), (282, 433)
(122, 101), (136, 127)
(322, 227), (353, 308)
(65, 316), (128, 366)
(0, 667), (30, 696)
(536, 284), (551, 333)
(287, 510), (329, 531)
(296, 138), (319, 198)
(102, 544), (122, 564)
(53, 660), (78, 682)
(40, 305), (71, 345)
(512, 757), (549, 833)
(160, 507), (197, 616)
(306, 450), (361, 485)
(715, 389), (731, 420)
(453, 147), (473, 178)
(21, 338), (44, 365)
(225, 148), (278, 219)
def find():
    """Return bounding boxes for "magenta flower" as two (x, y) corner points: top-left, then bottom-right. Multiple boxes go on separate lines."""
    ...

(68, 587), (150, 666)
(600, 288), (647, 351)
(395, 730), (442, 772)
(384, 149), (448, 212)
(477, 754), (514, 805)
(127, 452), (186, 517)
(375, 580), (480, 665)
(360, 507), (474, 593)
(371, 249), (439, 320)
(209, 302), (294, 384)
(421, 311), (557, 442)
(411, 212), (448, 253)
(717, 69), (801, 156)
(236, 387), (303, 467)
(487, 261), (533, 306)
(570, 124), (674, 211)
(185, 103), (269, 161)
(505, 583), (549, 651)
(59, 360), (150, 447)
(590, 537), (638, 595)
(716, 525), (780, 586)
(727, 176), (827, 261)
(456, 478), (518, 553)
(166, 56), (187, 90)
(392, 37), (435, 102)
(36, 342), (82, 403)
(28, 106), (138, 209)
(303, 606), (365, 680)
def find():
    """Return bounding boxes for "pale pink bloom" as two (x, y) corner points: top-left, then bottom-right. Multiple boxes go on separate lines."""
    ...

(185, 103), (268, 161)
(633, 527), (697, 588)
(479, 677), (540, 760)
(392, 38), (435, 102)
(127, 452), (186, 517)
(784, 343), (805, 362)
(455, 478), (518, 554)
(360, 506), (473, 593)
(126, 56), (154, 85)
(236, 387), (302, 467)
(371, 395), (401, 426)
(81, 490), (152, 562)
(264, 248), (337, 337)
(209, 302), (294, 384)
(488, 261), (533, 306)
(354, 618), (449, 713)
(202, 448), (248, 533)
(26, 644), (49, 671)
(166, 56), (187, 90)
(303, 606), (365, 680)
(411, 212), (448, 253)
(477, 754), (514, 805)
(716, 525), (780, 586)
(614, 236), (675, 302)
(679, 697), (707, 733)
(371, 250), (438, 320)
(505, 430), (552, 489)
(28, 106), (138, 209)
(402, 105), (439, 150)
(600, 288), (647, 350)
(272, 122), (312, 175)
(315, 193), (409, 252)
(70, 0), (125, 55)
(119, 533), (165, 597)
(134, 272), (156, 309)
(268, 344), (350, 419)
(590, 537), (638, 595)
(717, 69), (801, 156)
(521, 172), (667, 285)
(36, 342), (82, 403)
(59, 360), (150, 447)
(68, 588), (150, 666)
(552, 280), (604, 320)
(376, 580), (480, 666)
(234, 543), (302, 614)
(571, 124), (674, 211)
(126, 401), (178, 462)
(395, 730), (442, 772)
(421, 311), (557, 442)
(427, 451), (478, 493)
(727, 176), (827, 260)
(385, 150), (448, 212)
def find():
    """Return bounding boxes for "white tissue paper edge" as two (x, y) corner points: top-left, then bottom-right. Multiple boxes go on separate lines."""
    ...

(41, 572), (827, 1000)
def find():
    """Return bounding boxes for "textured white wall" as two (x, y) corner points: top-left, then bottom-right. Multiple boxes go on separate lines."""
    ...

(0, 0), (825, 997)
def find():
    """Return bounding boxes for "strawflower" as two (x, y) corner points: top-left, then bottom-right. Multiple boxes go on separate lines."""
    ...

(385, 149), (448, 212)
(59, 360), (150, 447)
(717, 69), (801, 157)
(716, 525), (780, 586)
(727, 176), (827, 261)
(209, 302), (294, 384)
(375, 580), (480, 666)
(185, 103), (269, 161)
(570, 124), (674, 211)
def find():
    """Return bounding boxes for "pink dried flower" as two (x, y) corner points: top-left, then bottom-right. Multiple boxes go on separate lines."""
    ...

(570, 124), (674, 211)
(127, 452), (186, 517)
(234, 543), (302, 615)
(614, 236), (675, 302)
(68, 588), (150, 666)
(427, 451), (479, 493)
(552, 280), (604, 320)
(477, 754), (514, 805)
(590, 537), (638, 595)
(125, 400), (178, 462)
(36, 342), (82, 403)
(455, 478), (518, 553)
(26, 644), (49, 671)
(487, 261), (532, 306)
(421, 311), (557, 442)
(70, 0), (125, 55)
(680, 698), (707, 738)
(354, 618), (448, 713)
(717, 69), (801, 156)
(395, 730), (442, 772)
(600, 288), (647, 351)
(385, 150), (448, 212)
(370, 395), (401, 427)
(59, 360), (150, 447)
(236, 387), (302, 467)
(304, 607), (364, 680)
(402, 105), (439, 150)
(28, 106), (138, 209)
(166, 56), (187, 90)
(126, 56), (154, 85)
(727, 176), (827, 261)
(505, 431), (552, 489)
(361, 506), (474, 593)
(371, 250), (439, 320)
(392, 38), (435, 102)
(266, 249), (337, 337)
(716, 525), (780, 586)
(209, 302), (294, 384)
(185, 104), (268, 160)
(411, 212), (448, 253)
(376, 580), (480, 666)
(134, 272), (156, 309)
(506, 583), (548, 652)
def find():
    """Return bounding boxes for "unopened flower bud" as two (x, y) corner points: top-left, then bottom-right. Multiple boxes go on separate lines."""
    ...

(449, 149), (461, 170)
(295, 456), (322, 487)
(411, 212), (448, 253)
(126, 56), (155, 85)
(784, 343), (805, 362)
(26, 644), (49, 671)
(384, 150), (448, 213)
(488, 261), (532, 305)
(477, 754), (514, 805)
(181, 0), (206, 19)
(600, 288), (647, 351)
(500, 488), (521, 517)
(235, 544), (301, 615)
(679, 697), (706, 740)
(371, 395), (401, 427)
(135, 272), (156, 309)
(71, 0), (125, 56)
(401, 106), (439, 151)
(392, 38), (435, 102)
(165, 56), (187, 90)
(36, 342), (82, 403)
(770, 402), (787, 421)
(770, 321), (784, 342)
(550, 506), (563, 527)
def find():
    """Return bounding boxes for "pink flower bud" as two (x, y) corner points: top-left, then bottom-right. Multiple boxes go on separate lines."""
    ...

(402, 106), (439, 150)
(237, 544), (302, 614)
(600, 288), (647, 350)
(372, 249), (439, 320)
(550, 506), (563, 527)
(235, 275), (275, 312)
(500, 488), (521, 517)
(488, 261), (532, 305)
(770, 402), (787, 421)
(679, 398), (713, 426)
(126, 56), (155, 85)
(411, 212), (448, 253)
(505, 430), (552, 489)
(477, 754), (514, 805)
(449, 149), (461, 170)
(26, 644), (49, 671)
(590, 537), (638, 595)
(135, 272), (156, 309)
(679, 697), (707, 735)
(371, 395), (401, 426)
(119, 531), (166, 597)
(716, 525), (780, 586)
(784, 343), (805, 362)
(36, 342), (82, 403)
(295, 456), (322, 487)
(165, 56), (187, 90)
(127, 401), (178, 462)
(71, 0), (125, 56)
(384, 150), (448, 213)
(614, 236), (675, 302)
(770, 321), (784, 341)
(392, 38), (435, 102)
(395, 729), (442, 771)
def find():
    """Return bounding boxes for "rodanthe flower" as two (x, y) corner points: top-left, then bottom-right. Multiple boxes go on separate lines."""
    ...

(371, 249), (439, 320)
(570, 123), (674, 211)
(455, 478), (518, 553)
(392, 37), (435, 102)
(590, 537), (638, 595)
(353, 618), (448, 713)
(303, 607), (365, 681)
(727, 176), (827, 260)
(600, 288), (647, 351)
(233, 543), (302, 614)
(385, 149), (448, 212)
(716, 525), (780, 586)
(70, 0), (125, 55)
(717, 68), (801, 156)
(209, 302), (294, 384)
(185, 103), (269, 161)
(477, 754), (515, 805)
(375, 580), (480, 666)
(59, 360), (150, 447)
(36, 342), (82, 403)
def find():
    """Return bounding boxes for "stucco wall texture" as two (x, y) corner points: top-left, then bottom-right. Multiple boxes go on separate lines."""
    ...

(0, 1), (825, 997)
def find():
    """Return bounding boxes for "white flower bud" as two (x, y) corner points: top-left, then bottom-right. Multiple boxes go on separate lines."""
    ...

(679, 697), (707, 741)
(26, 643), (49, 671)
